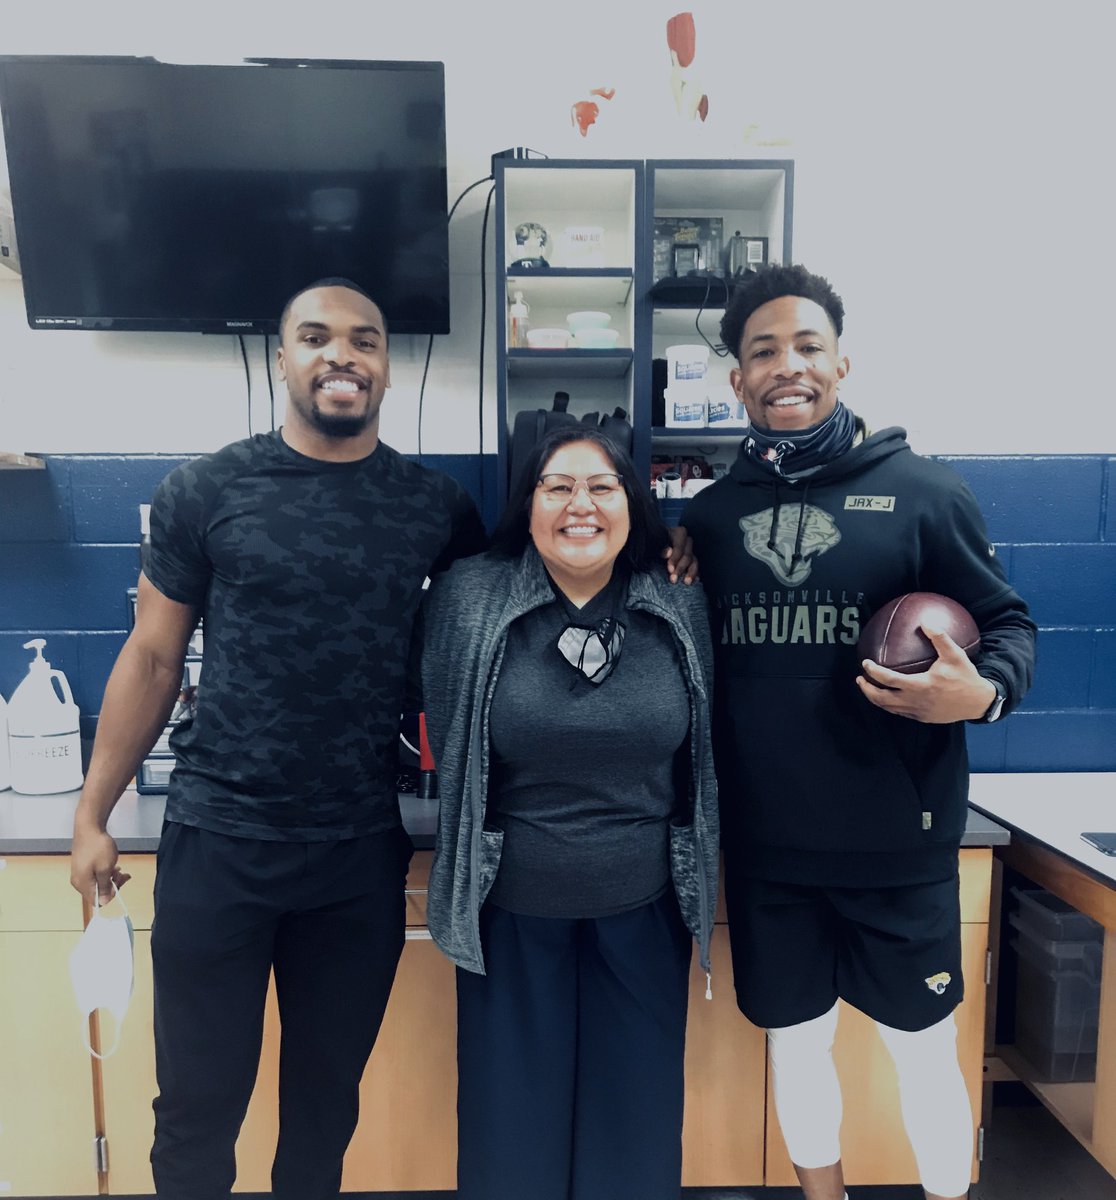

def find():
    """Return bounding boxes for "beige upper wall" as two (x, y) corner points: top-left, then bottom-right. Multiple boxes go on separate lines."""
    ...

(0, 0), (1110, 456)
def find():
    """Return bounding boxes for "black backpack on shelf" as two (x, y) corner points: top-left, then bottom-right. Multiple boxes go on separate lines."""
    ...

(508, 391), (633, 496)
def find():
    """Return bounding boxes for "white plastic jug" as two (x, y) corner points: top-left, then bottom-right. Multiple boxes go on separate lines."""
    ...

(0, 689), (10, 791)
(7, 638), (83, 794)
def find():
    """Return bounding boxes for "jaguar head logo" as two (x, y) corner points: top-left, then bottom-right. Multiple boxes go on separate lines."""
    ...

(739, 504), (841, 586)
(925, 971), (952, 995)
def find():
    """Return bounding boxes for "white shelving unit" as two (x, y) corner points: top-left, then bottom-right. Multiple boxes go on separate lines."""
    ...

(493, 159), (794, 506)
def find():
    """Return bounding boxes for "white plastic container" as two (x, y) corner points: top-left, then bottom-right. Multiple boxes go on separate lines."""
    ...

(664, 385), (707, 428)
(7, 638), (83, 794)
(706, 384), (748, 427)
(0, 689), (10, 791)
(665, 343), (710, 384)
(571, 328), (620, 349)
(525, 328), (571, 349)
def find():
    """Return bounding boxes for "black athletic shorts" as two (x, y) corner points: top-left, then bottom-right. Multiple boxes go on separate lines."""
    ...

(723, 867), (964, 1032)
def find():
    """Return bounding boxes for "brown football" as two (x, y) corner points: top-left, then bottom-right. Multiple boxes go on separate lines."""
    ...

(856, 592), (981, 675)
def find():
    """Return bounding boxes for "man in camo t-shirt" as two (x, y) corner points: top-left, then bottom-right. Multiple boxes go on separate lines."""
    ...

(70, 279), (486, 1200)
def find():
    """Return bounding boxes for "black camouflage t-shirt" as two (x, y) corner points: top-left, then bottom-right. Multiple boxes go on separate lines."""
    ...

(146, 432), (486, 841)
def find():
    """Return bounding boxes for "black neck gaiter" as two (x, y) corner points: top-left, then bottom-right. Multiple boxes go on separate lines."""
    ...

(744, 401), (857, 478)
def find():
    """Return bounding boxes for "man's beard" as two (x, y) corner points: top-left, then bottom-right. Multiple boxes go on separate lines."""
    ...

(295, 394), (375, 438)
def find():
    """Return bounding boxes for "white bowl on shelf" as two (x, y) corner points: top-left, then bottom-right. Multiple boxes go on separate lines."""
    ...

(566, 310), (612, 331)
(571, 327), (621, 349)
(525, 327), (571, 349)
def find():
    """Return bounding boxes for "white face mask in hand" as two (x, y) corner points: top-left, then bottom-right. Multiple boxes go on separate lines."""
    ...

(68, 887), (135, 1058)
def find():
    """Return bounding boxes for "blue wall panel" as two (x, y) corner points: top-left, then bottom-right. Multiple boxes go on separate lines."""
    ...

(966, 721), (1007, 772)
(0, 544), (140, 630)
(1015, 628), (1093, 712)
(944, 456), (1104, 543)
(71, 455), (190, 543)
(1010, 544), (1116, 627)
(1105, 459), (1115, 543)
(1091, 629), (1116, 709)
(1005, 712), (1116, 772)
(0, 451), (1112, 771)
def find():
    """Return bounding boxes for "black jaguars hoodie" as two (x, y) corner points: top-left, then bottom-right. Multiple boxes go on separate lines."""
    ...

(683, 426), (1036, 888)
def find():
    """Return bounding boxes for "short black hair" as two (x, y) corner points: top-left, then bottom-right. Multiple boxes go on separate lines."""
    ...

(720, 264), (845, 362)
(490, 425), (670, 573)
(277, 277), (388, 343)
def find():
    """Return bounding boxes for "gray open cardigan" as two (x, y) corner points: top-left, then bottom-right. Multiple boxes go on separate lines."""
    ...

(420, 544), (720, 976)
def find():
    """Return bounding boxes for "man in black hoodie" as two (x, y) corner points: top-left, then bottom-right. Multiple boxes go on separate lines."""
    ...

(681, 265), (1035, 1200)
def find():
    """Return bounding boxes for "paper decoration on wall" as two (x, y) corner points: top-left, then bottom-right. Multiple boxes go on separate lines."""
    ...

(667, 12), (708, 121)
(571, 87), (616, 137)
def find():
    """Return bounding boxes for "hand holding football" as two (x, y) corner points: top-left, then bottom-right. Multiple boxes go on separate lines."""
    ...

(856, 592), (980, 675)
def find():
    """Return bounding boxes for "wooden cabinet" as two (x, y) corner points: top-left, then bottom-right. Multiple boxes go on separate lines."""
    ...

(95, 851), (460, 1195)
(682, 925), (766, 1185)
(0, 859), (99, 1196)
(0, 845), (994, 1193)
(231, 853), (461, 1194)
(764, 848), (993, 1187)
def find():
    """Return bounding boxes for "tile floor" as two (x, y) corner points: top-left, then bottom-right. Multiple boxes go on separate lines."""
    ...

(118, 1086), (1116, 1199)
(680, 1085), (1116, 1199)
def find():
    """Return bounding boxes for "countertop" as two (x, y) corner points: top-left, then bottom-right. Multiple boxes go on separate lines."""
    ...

(0, 786), (1008, 855)
(0, 789), (440, 854)
(968, 771), (1116, 884)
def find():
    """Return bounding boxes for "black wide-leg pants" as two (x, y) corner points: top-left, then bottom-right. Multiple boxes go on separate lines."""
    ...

(149, 819), (412, 1200)
(455, 890), (693, 1200)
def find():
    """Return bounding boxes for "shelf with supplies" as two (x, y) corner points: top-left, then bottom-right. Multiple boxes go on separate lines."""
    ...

(507, 348), (634, 379)
(651, 425), (745, 440)
(496, 159), (644, 510)
(494, 158), (792, 504)
(506, 269), (634, 308)
(127, 586), (202, 795)
(640, 159), (792, 486)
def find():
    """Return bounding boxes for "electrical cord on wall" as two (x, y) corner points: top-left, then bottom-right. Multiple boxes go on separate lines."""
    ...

(694, 274), (731, 357)
(238, 335), (253, 436)
(264, 334), (276, 431)
(478, 183), (495, 520)
(416, 172), (494, 466)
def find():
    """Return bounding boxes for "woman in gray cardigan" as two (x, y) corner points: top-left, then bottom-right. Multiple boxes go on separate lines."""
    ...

(421, 426), (718, 1200)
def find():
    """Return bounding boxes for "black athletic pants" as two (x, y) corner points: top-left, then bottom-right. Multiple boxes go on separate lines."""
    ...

(149, 819), (412, 1200)
(456, 890), (693, 1200)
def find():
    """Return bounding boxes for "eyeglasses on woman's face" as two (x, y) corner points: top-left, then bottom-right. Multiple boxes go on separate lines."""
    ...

(535, 473), (625, 503)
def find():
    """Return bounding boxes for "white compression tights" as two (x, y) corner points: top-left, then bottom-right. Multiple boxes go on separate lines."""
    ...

(767, 1004), (973, 1198)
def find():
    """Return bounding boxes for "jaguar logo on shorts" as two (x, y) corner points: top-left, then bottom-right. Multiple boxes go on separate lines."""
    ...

(925, 971), (952, 995)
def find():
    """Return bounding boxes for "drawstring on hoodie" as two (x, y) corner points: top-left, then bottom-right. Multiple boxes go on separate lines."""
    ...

(767, 480), (812, 567)
(791, 483), (811, 565)
(766, 480), (779, 551)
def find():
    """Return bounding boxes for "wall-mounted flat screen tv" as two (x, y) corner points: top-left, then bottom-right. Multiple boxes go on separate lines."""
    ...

(0, 56), (450, 334)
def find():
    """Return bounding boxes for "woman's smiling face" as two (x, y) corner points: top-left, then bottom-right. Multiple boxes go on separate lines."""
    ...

(529, 440), (631, 594)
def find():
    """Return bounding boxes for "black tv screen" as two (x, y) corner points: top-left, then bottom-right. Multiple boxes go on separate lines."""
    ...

(0, 56), (450, 334)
